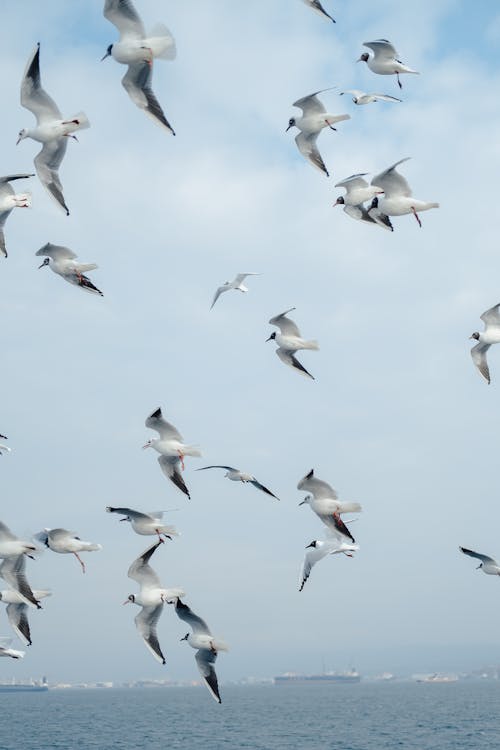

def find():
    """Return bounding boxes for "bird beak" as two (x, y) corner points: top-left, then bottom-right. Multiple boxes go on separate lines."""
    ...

(328, 126), (337, 131)
(356, 56), (363, 63)
(469, 336), (475, 340)
(298, 499), (307, 506)
(122, 599), (130, 605)
(119, 518), (127, 522)
(142, 441), (152, 449)
(476, 564), (482, 569)
(38, 261), (47, 269)
(265, 335), (273, 342)
(101, 51), (111, 62)
(16, 136), (21, 146)
(285, 124), (293, 132)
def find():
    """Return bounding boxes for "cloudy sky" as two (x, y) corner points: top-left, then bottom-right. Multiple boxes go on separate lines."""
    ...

(1, 0), (500, 684)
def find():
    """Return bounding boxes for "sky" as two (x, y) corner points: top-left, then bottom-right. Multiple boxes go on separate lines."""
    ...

(1, 0), (500, 685)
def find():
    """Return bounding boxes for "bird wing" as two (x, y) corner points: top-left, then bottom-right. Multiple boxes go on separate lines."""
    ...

(371, 94), (402, 103)
(20, 44), (62, 123)
(297, 469), (338, 499)
(339, 89), (364, 99)
(158, 455), (191, 499)
(134, 604), (166, 664)
(0, 174), (35, 185)
(0, 522), (17, 542)
(0, 557), (41, 610)
(334, 173), (369, 190)
(103, 0), (145, 39)
(6, 603), (31, 646)
(106, 506), (149, 521)
(234, 272), (259, 284)
(210, 285), (226, 309)
(295, 132), (329, 177)
(480, 303), (500, 328)
(471, 342), (491, 384)
(195, 649), (221, 703)
(366, 205), (394, 231)
(299, 544), (328, 591)
(174, 598), (211, 636)
(249, 479), (279, 500)
(0, 226), (7, 258)
(292, 91), (328, 117)
(34, 139), (70, 215)
(363, 39), (398, 60)
(459, 546), (496, 565)
(196, 465), (237, 472)
(35, 242), (77, 261)
(127, 541), (162, 587)
(145, 407), (183, 440)
(303, 0), (335, 22)
(276, 348), (314, 379)
(371, 158), (412, 199)
(268, 308), (301, 336)
(122, 62), (175, 135)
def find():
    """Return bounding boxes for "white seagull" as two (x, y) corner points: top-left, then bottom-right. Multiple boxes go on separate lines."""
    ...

(0, 433), (10, 456)
(299, 531), (359, 592)
(36, 243), (103, 296)
(0, 555), (42, 611)
(17, 43), (90, 216)
(0, 589), (51, 646)
(33, 528), (102, 574)
(143, 407), (202, 499)
(297, 469), (361, 543)
(0, 638), (24, 660)
(333, 173), (393, 231)
(0, 522), (37, 560)
(102, 0), (176, 134)
(196, 466), (279, 500)
(210, 273), (260, 310)
(266, 308), (319, 380)
(340, 89), (401, 105)
(368, 158), (439, 227)
(357, 40), (419, 89)
(287, 90), (350, 177)
(174, 597), (227, 704)
(125, 540), (184, 664)
(301, 0), (335, 23)
(106, 506), (178, 541)
(470, 303), (500, 384)
(0, 174), (34, 258)
(460, 547), (500, 576)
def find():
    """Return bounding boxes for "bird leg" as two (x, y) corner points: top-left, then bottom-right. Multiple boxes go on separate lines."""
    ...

(155, 530), (167, 543)
(178, 451), (185, 471)
(325, 119), (337, 131)
(396, 72), (402, 89)
(411, 207), (422, 227)
(210, 640), (217, 654)
(74, 552), (86, 573)
(63, 133), (79, 141)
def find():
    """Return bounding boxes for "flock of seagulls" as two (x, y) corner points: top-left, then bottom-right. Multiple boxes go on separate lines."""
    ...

(0, 0), (496, 702)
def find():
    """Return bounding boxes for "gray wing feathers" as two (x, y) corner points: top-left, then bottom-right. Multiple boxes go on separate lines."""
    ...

(174, 598), (211, 636)
(195, 649), (221, 703)
(122, 63), (175, 135)
(135, 604), (165, 664)
(34, 140), (69, 215)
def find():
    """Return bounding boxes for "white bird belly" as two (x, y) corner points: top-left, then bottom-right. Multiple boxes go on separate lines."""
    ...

(112, 41), (149, 65)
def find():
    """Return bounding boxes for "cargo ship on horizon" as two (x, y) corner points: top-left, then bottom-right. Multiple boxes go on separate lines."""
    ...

(0, 677), (48, 693)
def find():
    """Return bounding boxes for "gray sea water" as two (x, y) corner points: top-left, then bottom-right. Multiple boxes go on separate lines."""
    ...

(0, 682), (499, 750)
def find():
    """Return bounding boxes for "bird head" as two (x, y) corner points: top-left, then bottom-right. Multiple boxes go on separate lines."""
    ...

(266, 331), (276, 342)
(123, 594), (135, 605)
(142, 439), (155, 449)
(470, 332), (480, 341)
(357, 53), (369, 63)
(286, 117), (296, 132)
(299, 494), (312, 507)
(306, 541), (318, 549)
(180, 633), (189, 642)
(38, 257), (50, 270)
(477, 563), (483, 570)
(369, 196), (379, 210)
(16, 129), (28, 145)
(101, 44), (113, 61)
(334, 196), (344, 206)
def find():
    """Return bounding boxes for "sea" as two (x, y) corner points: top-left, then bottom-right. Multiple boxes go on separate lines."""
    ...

(0, 681), (499, 750)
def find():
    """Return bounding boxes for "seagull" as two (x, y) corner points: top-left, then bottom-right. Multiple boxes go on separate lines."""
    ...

(0, 555), (42, 610)
(368, 158), (439, 227)
(33, 528), (102, 574)
(36, 243), (103, 296)
(299, 531), (359, 592)
(287, 90), (350, 177)
(174, 597), (227, 704)
(143, 407), (201, 499)
(106, 506), (178, 541)
(0, 435), (10, 455)
(340, 89), (401, 105)
(459, 547), (500, 575)
(124, 540), (184, 664)
(102, 0), (176, 134)
(266, 308), (319, 380)
(297, 469), (361, 543)
(196, 466), (279, 500)
(210, 273), (260, 310)
(0, 522), (37, 560)
(0, 174), (34, 258)
(333, 173), (393, 231)
(357, 40), (419, 89)
(0, 589), (51, 646)
(470, 303), (500, 384)
(17, 43), (90, 216)
(301, 0), (335, 23)
(0, 638), (24, 660)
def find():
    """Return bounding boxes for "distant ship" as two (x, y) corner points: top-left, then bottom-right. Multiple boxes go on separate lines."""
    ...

(0, 677), (48, 693)
(274, 669), (361, 684)
(416, 673), (458, 684)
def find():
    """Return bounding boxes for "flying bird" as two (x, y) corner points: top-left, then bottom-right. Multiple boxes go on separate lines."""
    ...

(470, 303), (500, 384)
(210, 273), (260, 310)
(0, 522), (37, 560)
(459, 547), (500, 575)
(299, 531), (359, 592)
(368, 158), (439, 227)
(33, 528), (102, 573)
(36, 243), (103, 296)
(0, 555), (42, 610)
(340, 89), (401, 105)
(102, 0), (176, 134)
(266, 308), (319, 380)
(334, 173), (393, 231)
(174, 597), (227, 704)
(18, 43), (90, 215)
(0, 638), (24, 660)
(143, 407), (201, 499)
(125, 540), (184, 664)
(297, 469), (361, 543)
(0, 588), (51, 646)
(196, 466), (279, 500)
(106, 506), (178, 541)
(287, 90), (350, 177)
(357, 40), (419, 89)
(0, 435), (10, 456)
(0, 174), (34, 258)
(301, 0), (335, 23)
